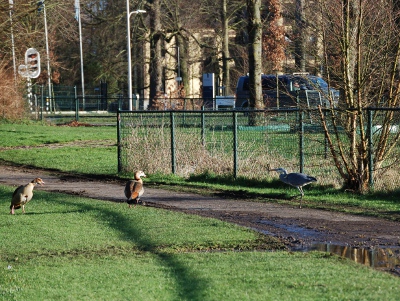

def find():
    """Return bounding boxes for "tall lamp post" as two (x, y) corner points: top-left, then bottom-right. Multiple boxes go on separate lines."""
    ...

(126, 3), (146, 111)
(42, 1), (52, 108)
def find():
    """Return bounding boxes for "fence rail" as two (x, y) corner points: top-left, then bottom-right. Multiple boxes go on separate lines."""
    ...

(117, 108), (400, 192)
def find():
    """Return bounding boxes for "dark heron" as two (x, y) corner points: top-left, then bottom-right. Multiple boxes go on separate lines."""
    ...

(270, 168), (317, 208)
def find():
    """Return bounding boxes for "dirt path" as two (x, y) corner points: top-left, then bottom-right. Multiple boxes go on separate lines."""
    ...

(1, 164), (399, 251)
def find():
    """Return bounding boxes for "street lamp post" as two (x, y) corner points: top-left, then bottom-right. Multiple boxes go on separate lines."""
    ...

(42, 1), (52, 110)
(126, 3), (146, 111)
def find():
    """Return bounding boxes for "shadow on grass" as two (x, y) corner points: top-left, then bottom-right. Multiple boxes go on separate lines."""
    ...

(61, 199), (208, 300)
(0, 186), (209, 301)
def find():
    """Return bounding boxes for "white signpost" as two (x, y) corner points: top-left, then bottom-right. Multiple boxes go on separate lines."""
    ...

(19, 48), (41, 112)
(18, 48), (41, 78)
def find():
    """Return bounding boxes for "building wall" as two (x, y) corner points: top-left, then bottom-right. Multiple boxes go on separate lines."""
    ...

(142, 33), (205, 102)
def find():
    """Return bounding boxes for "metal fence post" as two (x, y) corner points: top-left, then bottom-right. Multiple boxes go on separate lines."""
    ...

(201, 106), (205, 146)
(233, 111), (238, 179)
(74, 86), (79, 121)
(117, 111), (122, 173)
(299, 110), (304, 173)
(367, 108), (374, 189)
(170, 111), (176, 174)
(324, 108), (328, 159)
(40, 85), (44, 121)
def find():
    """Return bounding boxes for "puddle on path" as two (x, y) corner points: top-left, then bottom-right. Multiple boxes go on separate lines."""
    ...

(308, 243), (400, 275)
(256, 219), (400, 276)
(258, 219), (323, 239)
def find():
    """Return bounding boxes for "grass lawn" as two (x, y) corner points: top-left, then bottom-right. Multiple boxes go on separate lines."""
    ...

(1, 187), (399, 301)
(0, 122), (116, 147)
(1, 121), (399, 221)
(1, 121), (399, 300)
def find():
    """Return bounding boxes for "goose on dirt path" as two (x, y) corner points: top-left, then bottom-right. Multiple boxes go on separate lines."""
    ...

(124, 171), (146, 208)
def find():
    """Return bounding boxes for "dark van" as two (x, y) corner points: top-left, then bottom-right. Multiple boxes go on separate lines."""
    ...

(235, 73), (339, 109)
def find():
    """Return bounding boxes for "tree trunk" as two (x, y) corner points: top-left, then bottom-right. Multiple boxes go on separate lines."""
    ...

(247, 0), (263, 113)
(221, 0), (231, 95)
(176, 34), (189, 98)
(149, 0), (164, 107)
(294, 0), (306, 72)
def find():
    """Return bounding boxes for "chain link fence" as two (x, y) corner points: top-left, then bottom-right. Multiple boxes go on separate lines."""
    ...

(117, 108), (400, 191)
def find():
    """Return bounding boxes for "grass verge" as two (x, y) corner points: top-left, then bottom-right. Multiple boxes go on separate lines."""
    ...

(0, 120), (399, 220)
(1, 187), (399, 300)
(1, 122), (400, 300)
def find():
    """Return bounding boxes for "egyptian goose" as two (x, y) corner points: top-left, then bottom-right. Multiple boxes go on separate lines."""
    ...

(124, 171), (146, 208)
(270, 168), (317, 208)
(10, 178), (45, 214)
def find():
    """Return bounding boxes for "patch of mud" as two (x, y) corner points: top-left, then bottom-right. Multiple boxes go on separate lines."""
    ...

(57, 120), (94, 127)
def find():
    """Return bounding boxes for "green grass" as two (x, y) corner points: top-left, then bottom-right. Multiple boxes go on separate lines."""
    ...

(0, 146), (118, 175)
(1, 121), (400, 300)
(0, 187), (265, 255)
(0, 122), (399, 220)
(0, 122), (116, 147)
(1, 187), (399, 301)
(3, 252), (400, 300)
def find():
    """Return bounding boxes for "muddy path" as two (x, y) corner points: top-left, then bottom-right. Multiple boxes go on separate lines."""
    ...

(1, 164), (399, 251)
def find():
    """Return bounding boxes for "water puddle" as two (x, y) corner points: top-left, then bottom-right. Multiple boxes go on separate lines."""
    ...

(255, 220), (400, 276)
(308, 243), (400, 275)
(258, 220), (322, 239)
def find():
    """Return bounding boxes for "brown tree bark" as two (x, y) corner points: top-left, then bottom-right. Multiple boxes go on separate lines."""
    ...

(221, 0), (231, 95)
(294, 0), (306, 72)
(149, 0), (164, 107)
(246, 0), (263, 111)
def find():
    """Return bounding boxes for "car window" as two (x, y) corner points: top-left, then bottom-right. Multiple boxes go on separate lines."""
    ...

(309, 77), (328, 90)
(239, 75), (330, 92)
(276, 76), (290, 91)
(242, 78), (250, 91)
(243, 76), (277, 91)
(292, 76), (329, 90)
(261, 77), (276, 90)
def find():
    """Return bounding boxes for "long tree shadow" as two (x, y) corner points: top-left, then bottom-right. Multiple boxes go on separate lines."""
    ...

(0, 186), (209, 300)
(48, 195), (209, 300)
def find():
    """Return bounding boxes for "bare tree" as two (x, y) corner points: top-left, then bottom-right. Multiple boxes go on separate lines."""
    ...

(148, 0), (164, 106)
(262, 0), (285, 72)
(246, 0), (263, 111)
(0, 0), (85, 112)
(196, 0), (246, 94)
(294, 0), (306, 72)
(221, 0), (231, 94)
(317, 0), (400, 192)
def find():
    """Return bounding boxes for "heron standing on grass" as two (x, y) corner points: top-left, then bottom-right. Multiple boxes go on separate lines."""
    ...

(270, 168), (317, 208)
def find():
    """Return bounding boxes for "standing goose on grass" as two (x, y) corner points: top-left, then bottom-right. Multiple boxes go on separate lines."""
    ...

(270, 168), (317, 208)
(124, 171), (146, 208)
(10, 178), (45, 214)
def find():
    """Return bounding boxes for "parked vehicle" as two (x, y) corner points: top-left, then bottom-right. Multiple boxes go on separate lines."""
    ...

(235, 73), (339, 109)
